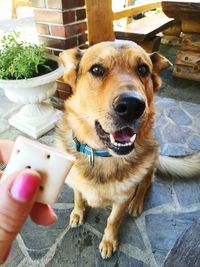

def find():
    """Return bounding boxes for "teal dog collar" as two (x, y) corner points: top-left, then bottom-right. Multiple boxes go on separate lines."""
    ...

(72, 137), (112, 167)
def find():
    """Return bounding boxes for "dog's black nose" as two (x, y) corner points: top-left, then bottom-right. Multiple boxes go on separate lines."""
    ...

(113, 92), (145, 122)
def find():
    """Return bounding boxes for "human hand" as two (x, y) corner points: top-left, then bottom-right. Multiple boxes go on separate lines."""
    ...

(0, 140), (57, 264)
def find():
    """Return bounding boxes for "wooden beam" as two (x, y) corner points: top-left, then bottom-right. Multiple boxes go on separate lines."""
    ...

(163, 22), (181, 37)
(181, 33), (200, 53)
(182, 20), (200, 34)
(113, 1), (161, 21)
(176, 50), (200, 68)
(162, 1), (200, 21)
(173, 65), (200, 82)
(115, 12), (174, 43)
(85, 0), (115, 45)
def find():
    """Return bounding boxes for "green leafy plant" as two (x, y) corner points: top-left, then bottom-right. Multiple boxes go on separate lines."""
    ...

(0, 31), (57, 80)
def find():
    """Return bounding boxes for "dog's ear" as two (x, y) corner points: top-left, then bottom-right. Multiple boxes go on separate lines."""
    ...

(150, 52), (172, 92)
(59, 48), (85, 90)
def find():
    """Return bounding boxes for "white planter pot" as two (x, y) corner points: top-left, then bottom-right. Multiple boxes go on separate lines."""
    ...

(0, 54), (64, 139)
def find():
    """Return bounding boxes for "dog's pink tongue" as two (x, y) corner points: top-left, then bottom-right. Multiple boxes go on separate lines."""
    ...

(112, 128), (134, 142)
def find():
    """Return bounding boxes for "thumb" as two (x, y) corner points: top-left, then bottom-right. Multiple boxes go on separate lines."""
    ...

(0, 169), (40, 263)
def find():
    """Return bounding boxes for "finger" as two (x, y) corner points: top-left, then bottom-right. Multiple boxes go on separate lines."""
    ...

(0, 140), (14, 164)
(0, 169), (40, 263)
(30, 203), (57, 226)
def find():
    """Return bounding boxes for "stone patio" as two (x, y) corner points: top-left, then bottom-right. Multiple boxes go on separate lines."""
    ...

(0, 11), (200, 267)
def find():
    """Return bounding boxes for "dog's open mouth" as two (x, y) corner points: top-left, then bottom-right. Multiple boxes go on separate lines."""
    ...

(95, 121), (136, 155)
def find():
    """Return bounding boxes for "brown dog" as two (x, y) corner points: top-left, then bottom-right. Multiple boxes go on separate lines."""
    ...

(57, 41), (200, 259)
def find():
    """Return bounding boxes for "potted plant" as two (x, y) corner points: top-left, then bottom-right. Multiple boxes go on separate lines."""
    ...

(0, 31), (64, 139)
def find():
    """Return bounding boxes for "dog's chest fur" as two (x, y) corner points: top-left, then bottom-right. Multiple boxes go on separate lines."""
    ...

(66, 147), (158, 207)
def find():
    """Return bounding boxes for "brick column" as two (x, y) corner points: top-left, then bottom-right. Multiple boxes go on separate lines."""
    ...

(32, 0), (88, 99)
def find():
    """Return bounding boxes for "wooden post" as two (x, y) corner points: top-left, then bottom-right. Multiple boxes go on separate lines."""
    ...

(12, 0), (17, 19)
(12, 0), (32, 19)
(85, 0), (115, 45)
(126, 0), (134, 25)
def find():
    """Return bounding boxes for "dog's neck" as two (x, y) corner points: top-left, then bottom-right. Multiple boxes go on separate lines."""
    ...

(72, 136), (112, 167)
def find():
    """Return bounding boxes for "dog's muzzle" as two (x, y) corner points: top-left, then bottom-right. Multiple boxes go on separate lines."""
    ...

(95, 92), (145, 156)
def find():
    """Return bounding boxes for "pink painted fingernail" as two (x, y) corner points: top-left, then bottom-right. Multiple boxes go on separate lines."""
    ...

(48, 204), (56, 213)
(11, 170), (40, 202)
(48, 205), (57, 217)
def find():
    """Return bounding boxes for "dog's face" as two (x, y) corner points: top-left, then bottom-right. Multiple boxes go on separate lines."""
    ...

(60, 41), (171, 156)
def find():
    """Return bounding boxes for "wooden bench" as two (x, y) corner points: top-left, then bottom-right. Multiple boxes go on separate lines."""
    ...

(85, 0), (178, 52)
(114, 12), (175, 43)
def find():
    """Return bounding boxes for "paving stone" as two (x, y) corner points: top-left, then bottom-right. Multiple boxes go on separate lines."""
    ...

(0, 118), (10, 134)
(39, 129), (56, 146)
(145, 211), (200, 266)
(180, 102), (200, 117)
(46, 226), (148, 267)
(144, 178), (172, 210)
(0, 126), (23, 141)
(3, 240), (25, 267)
(0, 91), (18, 115)
(154, 113), (168, 127)
(189, 135), (200, 151)
(86, 207), (110, 234)
(161, 143), (191, 156)
(117, 252), (149, 267)
(65, 207), (147, 259)
(119, 213), (146, 251)
(154, 97), (177, 109)
(20, 209), (72, 260)
(167, 108), (192, 126)
(86, 208), (146, 251)
(162, 123), (192, 144)
(46, 227), (113, 267)
(163, 219), (200, 267)
(173, 179), (200, 207)
(194, 115), (200, 130)
(57, 183), (74, 203)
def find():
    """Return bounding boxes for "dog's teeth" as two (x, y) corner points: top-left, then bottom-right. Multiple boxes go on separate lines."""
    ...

(130, 134), (136, 143)
(114, 142), (121, 147)
(110, 133), (115, 144)
(110, 133), (136, 148)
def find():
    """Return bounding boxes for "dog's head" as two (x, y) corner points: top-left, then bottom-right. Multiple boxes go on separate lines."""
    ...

(60, 41), (172, 157)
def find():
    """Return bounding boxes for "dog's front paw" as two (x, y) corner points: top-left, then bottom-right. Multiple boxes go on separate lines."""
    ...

(99, 238), (118, 259)
(69, 209), (84, 228)
(128, 198), (143, 217)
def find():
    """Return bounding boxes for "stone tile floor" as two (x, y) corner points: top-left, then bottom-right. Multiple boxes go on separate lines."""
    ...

(0, 84), (200, 267)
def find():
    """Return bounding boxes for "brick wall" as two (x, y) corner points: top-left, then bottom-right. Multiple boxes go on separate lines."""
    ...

(32, 0), (88, 99)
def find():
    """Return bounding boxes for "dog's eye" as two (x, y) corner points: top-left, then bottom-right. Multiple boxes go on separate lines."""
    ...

(137, 63), (149, 77)
(89, 64), (106, 77)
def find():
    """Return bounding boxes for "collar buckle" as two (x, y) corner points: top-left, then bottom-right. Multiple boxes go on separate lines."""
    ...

(72, 136), (111, 168)
(88, 148), (94, 167)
